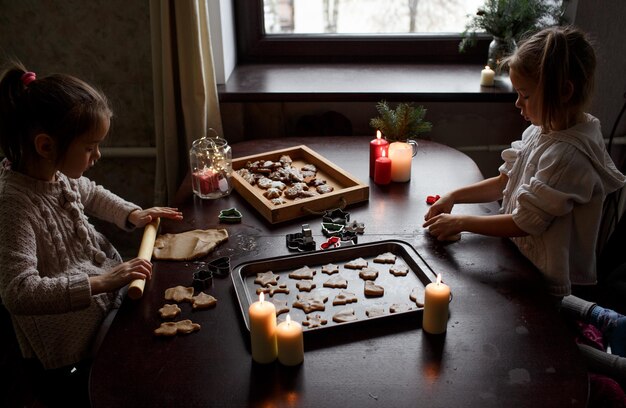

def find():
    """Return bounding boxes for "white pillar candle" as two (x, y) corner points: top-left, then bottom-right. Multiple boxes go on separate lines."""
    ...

(388, 141), (413, 182)
(423, 274), (450, 334)
(480, 65), (495, 86)
(248, 293), (277, 363)
(276, 314), (304, 366)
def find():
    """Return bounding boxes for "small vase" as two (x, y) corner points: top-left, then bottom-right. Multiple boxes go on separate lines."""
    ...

(487, 37), (516, 74)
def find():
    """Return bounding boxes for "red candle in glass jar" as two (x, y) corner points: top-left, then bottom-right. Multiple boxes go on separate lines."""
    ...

(374, 149), (392, 185)
(370, 130), (389, 179)
(192, 168), (220, 195)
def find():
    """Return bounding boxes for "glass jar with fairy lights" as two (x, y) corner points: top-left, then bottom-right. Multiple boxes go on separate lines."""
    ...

(189, 130), (232, 199)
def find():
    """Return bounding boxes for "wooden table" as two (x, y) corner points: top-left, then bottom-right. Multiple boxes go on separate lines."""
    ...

(90, 136), (587, 407)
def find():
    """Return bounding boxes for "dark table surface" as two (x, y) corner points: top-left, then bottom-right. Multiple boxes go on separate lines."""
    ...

(90, 136), (588, 408)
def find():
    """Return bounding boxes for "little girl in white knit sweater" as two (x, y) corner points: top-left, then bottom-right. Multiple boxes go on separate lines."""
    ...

(0, 61), (182, 406)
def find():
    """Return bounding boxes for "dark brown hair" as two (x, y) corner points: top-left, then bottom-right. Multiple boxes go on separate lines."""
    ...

(502, 26), (596, 132)
(0, 60), (112, 168)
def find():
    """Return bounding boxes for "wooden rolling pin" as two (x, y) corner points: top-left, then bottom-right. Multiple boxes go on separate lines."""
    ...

(127, 217), (161, 300)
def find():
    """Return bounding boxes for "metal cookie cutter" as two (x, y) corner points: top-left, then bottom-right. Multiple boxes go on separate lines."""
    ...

(192, 269), (213, 291)
(207, 256), (231, 278)
(286, 224), (316, 252)
(344, 220), (365, 234)
(322, 208), (350, 225)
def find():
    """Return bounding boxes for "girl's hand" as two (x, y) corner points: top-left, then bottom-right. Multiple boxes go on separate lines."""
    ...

(128, 207), (183, 228)
(422, 213), (463, 241)
(424, 194), (455, 221)
(90, 258), (153, 294)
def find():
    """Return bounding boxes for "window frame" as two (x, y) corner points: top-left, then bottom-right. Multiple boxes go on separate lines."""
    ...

(234, 0), (491, 64)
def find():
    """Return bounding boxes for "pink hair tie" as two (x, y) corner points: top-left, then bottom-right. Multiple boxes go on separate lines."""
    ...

(21, 71), (37, 86)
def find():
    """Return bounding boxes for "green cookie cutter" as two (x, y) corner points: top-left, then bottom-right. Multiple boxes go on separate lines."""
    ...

(218, 207), (242, 223)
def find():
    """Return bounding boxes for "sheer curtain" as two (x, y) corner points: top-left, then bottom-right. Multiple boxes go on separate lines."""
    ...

(150, 0), (223, 205)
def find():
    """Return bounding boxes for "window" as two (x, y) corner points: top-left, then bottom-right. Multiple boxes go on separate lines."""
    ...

(235, 0), (490, 64)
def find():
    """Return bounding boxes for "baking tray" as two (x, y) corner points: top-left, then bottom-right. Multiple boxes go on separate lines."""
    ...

(232, 240), (437, 333)
(231, 145), (369, 224)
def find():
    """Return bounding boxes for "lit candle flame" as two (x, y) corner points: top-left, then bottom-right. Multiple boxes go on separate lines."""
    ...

(376, 130), (382, 140)
(259, 292), (265, 303)
(286, 314), (291, 325)
(436, 273), (442, 285)
(382, 149), (386, 158)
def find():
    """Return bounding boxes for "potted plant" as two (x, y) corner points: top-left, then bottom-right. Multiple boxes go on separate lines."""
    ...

(369, 101), (432, 182)
(369, 100), (432, 143)
(459, 0), (569, 69)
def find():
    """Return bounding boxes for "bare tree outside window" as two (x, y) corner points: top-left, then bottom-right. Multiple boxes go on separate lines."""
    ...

(264, 0), (484, 35)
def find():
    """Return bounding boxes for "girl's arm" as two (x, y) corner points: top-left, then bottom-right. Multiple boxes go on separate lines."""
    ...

(423, 213), (527, 239)
(424, 173), (509, 221)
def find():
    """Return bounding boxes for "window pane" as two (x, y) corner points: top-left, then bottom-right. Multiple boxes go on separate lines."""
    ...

(264, 0), (485, 34)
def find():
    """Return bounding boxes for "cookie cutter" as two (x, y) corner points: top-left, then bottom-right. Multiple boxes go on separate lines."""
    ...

(286, 224), (316, 252)
(322, 208), (350, 225)
(320, 230), (358, 250)
(344, 220), (365, 234)
(321, 222), (344, 237)
(426, 195), (441, 205)
(218, 207), (242, 223)
(192, 269), (213, 291)
(207, 256), (231, 278)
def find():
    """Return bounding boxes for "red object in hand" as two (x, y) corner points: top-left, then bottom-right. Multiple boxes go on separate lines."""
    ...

(426, 195), (441, 205)
(370, 131), (389, 179)
(374, 151), (392, 185)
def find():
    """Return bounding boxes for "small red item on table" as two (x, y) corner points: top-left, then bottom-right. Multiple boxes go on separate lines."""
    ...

(370, 130), (389, 179)
(374, 150), (392, 185)
(426, 195), (440, 205)
(192, 168), (220, 195)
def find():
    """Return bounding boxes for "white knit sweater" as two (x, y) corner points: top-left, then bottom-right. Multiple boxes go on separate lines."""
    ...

(499, 114), (626, 296)
(0, 161), (140, 369)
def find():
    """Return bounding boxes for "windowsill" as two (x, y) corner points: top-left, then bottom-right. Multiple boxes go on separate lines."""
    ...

(218, 63), (516, 103)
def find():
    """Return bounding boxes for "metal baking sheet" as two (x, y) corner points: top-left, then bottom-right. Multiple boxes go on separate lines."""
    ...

(232, 240), (437, 333)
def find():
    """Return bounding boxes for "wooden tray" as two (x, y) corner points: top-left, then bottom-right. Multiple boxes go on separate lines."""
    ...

(231, 145), (369, 224)
(232, 240), (437, 334)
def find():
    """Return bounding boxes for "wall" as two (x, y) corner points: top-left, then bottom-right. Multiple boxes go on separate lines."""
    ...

(575, 0), (626, 167)
(0, 0), (155, 256)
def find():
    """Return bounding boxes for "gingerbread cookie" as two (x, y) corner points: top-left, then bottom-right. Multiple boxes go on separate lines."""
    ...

(154, 319), (201, 337)
(256, 283), (290, 297)
(254, 271), (280, 287)
(364, 281), (384, 297)
(409, 287), (425, 307)
(321, 263), (339, 275)
(365, 306), (386, 318)
(158, 304), (181, 319)
(359, 267), (379, 280)
(289, 265), (316, 280)
(390, 303), (412, 313)
(296, 280), (316, 292)
(332, 290), (358, 306)
(323, 274), (348, 289)
(270, 298), (290, 316)
(345, 257), (368, 269)
(389, 263), (410, 277)
(192, 292), (217, 310)
(333, 308), (358, 323)
(316, 185), (334, 194)
(373, 252), (397, 264)
(302, 313), (328, 328)
(164, 286), (194, 303)
(293, 292), (328, 313)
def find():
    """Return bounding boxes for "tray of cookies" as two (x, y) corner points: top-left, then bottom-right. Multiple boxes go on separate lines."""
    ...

(231, 145), (369, 224)
(232, 240), (437, 333)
